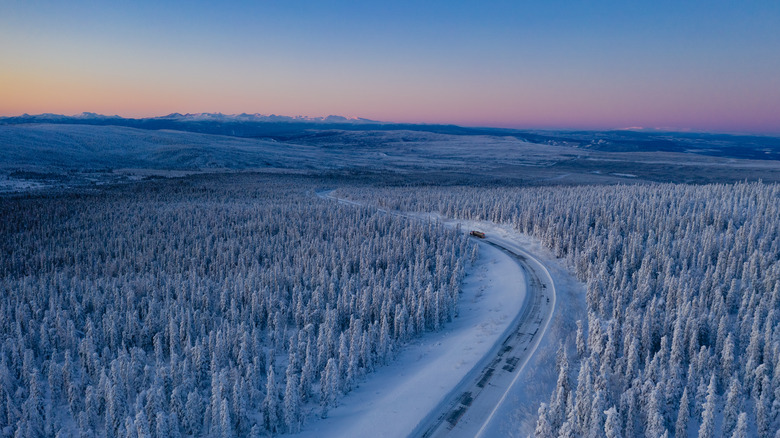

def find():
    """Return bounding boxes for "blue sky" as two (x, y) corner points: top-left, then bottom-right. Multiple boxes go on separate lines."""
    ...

(2, 0), (779, 133)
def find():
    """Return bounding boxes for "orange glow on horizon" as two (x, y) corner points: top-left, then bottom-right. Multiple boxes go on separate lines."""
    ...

(2, 67), (779, 135)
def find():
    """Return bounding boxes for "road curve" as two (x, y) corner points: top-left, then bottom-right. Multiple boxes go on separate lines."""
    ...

(413, 237), (556, 438)
(316, 190), (557, 437)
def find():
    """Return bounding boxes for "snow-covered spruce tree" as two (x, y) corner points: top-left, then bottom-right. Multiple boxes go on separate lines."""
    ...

(604, 406), (621, 438)
(697, 374), (716, 438)
(337, 181), (780, 437)
(0, 174), (473, 436)
(675, 387), (690, 438)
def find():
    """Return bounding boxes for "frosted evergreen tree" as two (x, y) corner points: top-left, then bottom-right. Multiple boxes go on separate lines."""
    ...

(134, 409), (151, 438)
(378, 313), (392, 364)
(576, 320), (586, 358)
(155, 413), (167, 438)
(558, 419), (574, 438)
(587, 390), (605, 438)
(646, 383), (667, 438)
(122, 416), (136, 438)
(534, 403), (554, 438)
(299, 342), (315, 403)
(722, 334), (736, 382)
(675, 387), (690, 438)
(283, 365), (301, 433)
(558, 392), (576, 438)
(603, 406), (621, 438)
(756, 379), (771, 438)
(263, 366), (279, 434)
(573, 358), (593, 435)
(731, 412), (747, 438)
(320, 358), (339, 418)
(722, 375), (742, 437)
(338, 333), (351, 391)
(548, 344), (570, 431)
(20, 370), (44, 438)
(231, 379), (249, 436)
(167, 412), (182, 438)
(698, 374), (717, 438)
(184, 392), (203, 436)
(218, 398), (234, 438)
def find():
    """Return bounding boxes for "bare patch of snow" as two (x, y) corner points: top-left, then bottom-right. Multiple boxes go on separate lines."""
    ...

(0, 177), (46, 192)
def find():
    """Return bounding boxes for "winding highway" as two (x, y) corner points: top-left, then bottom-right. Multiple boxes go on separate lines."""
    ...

(413, 237), (555, 437)
(317, 190), (557, 437)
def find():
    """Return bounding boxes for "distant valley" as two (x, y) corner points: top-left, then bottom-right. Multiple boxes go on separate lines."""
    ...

(2, 114), (780, 192)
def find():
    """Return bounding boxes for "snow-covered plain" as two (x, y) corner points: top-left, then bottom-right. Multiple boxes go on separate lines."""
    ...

(4, 123), (780, 195)
(0, 176), (45, 191)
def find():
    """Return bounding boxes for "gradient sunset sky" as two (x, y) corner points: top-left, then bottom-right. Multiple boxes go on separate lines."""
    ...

(2, 1), (779, 134)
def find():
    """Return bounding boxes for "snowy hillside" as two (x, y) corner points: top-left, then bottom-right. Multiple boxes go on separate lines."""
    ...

(4, 113), (780, 161)
(0, 124), (327, 171)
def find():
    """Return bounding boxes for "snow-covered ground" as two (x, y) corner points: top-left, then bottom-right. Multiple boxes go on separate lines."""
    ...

(0, 176), (45, 192)
(295, 240), (526, 437)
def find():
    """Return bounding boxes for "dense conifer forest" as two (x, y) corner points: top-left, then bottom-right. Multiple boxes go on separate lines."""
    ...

(338, 182), (780, 437)
(4, 172), (779, 437)
(0, 175), (471, 437)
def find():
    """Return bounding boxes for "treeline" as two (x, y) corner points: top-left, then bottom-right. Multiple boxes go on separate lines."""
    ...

(0, 175), (472, 437)
(338, 182), (780, 437)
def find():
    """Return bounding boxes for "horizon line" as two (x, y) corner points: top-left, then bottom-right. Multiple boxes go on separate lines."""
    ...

(2, 111), (779, 138)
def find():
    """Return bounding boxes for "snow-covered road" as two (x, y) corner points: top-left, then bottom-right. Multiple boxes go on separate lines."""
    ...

(414, 237), (556, 437)
(308, 191), (557, 437)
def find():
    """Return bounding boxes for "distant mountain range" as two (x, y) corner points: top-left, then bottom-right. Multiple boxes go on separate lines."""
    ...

(0, 112), (522, 141)
(1, 112), (380, 124)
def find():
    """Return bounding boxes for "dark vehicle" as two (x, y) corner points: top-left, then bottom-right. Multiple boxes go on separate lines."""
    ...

(470, 230), (486, 238)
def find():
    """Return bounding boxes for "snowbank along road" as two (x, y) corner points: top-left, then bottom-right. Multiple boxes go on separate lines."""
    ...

(317, 190), (557, 437)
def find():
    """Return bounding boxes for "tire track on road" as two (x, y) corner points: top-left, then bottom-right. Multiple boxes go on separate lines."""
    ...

(416, 238), (555, 438)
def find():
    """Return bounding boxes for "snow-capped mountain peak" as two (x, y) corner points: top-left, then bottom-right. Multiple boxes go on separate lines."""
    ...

(155, 112), (378, 124)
